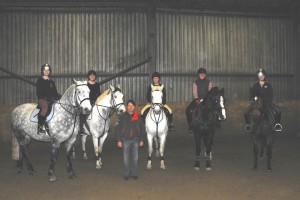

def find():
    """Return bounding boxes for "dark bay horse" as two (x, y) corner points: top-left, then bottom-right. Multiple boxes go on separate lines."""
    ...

(248, 95), (275, 171)
(191, 87), (226, 171)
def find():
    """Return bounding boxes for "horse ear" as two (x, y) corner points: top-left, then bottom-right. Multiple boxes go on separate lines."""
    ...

(160, 84), (164, 91)
(117, 84), (121, 90)
(72, 78), (77, 84)
(110, 85), (115, 91)
(220, 88), (225, 96)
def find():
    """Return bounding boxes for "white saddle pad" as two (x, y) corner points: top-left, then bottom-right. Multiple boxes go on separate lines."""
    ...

(29, 105), (55, 123)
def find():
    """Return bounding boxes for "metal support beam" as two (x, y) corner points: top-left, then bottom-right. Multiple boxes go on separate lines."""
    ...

(293, 5), (300, 99)
(147, 2), (157, 80)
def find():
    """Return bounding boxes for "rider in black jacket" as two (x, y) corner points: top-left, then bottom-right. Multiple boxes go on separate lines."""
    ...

(36, 64), (60, 134)
(244, 69), (282, 132)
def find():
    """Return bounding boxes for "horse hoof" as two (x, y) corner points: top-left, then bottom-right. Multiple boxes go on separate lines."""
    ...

(28, 170), (37, 176)
(83, 155), (88, 160)
(68, 172), (76, 179)
(252, 167), (258, 171)
(160, 165), (166, 170)
(206, 167), (212, 171)
(194, 167), (200, 171)
(17, 168), (25, 174)
(96, 165), (102, 169)
(146, 165), (152, 170)
(267, 168), (272, 172)
(49, 175), (57, 182)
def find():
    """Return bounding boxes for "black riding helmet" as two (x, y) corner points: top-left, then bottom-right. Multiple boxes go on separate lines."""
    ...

(41, 64), (51, 75)
(152, 71), (161, 79)
(87, 70), (97, 78)
(198, 68), (206, 74)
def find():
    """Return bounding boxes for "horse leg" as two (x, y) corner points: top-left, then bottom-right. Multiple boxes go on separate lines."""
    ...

(266, 134), (274, 172)
(65, 138), (77, 179)
(159, 133), (167, 170)
(154, 136), (160, 157)
(97, 132), (108, 168)
(259, 137), (266, 159)
(252, 135), (259, 171)
(48, 141), (61, 182)
(146, 134), (154, 169)
(204, 130), (214, 171)
(193, 132), (201, 170)
(92, 136), (101, 169)
(17, 134), (35, 175)
(81, 134), (88, 160)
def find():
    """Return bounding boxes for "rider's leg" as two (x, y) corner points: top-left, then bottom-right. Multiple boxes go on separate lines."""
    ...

(37, 99), (49, 134)
(244, 106), (251, 132)
(163, 104), (174, 131)
(186, 100), (196, 133)
(271, 104), (282, 131)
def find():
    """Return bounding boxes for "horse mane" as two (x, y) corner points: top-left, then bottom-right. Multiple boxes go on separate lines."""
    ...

(95, 88), (110, 104)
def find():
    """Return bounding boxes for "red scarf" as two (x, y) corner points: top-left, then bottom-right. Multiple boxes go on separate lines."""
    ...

(128, 110), (139, 121)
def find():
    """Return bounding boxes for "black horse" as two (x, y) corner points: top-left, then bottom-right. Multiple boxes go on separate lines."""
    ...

(191, 87), (226, 171)
(248, 95), (275, 171)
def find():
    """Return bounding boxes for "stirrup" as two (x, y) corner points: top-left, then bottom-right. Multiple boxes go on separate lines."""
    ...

(274, 123), (282, 132)
(37, 125), (46, 134)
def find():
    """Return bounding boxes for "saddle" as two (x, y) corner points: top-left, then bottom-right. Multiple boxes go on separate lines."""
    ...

(30, 104), (55, 123)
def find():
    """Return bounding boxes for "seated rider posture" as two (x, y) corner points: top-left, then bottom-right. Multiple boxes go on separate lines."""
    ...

(80, 70), (101, 132)
(244, 69), (282, 132)
(141, 72), (175, 131)
(36, 64), (59, 134)
(87, 70), (101, 106)
(186, 68), (212, 133)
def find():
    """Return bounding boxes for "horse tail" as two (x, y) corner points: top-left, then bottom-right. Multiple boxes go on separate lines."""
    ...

(11, 131), (20, 160)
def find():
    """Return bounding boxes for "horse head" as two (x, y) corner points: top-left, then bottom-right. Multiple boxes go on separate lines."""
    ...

(250, 96), (264, 121)
(109, 85), (126, 114)
(72, 79), (92, 114)
(151, 84), (164, 114)
(206, 87), (226, 121)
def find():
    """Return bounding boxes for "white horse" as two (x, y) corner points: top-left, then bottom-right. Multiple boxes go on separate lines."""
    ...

(11, 80), (92, 182)
(79, 85), (126, 169)
(145, 84), (168, 170)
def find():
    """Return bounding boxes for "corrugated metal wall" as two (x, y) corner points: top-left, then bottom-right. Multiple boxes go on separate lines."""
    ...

(0, 8), (296, 105)
(156, 12), (295, 101)
(0, 10), (149, 104)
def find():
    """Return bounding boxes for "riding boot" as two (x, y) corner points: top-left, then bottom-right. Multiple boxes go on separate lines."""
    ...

(168, 113), (174, 131)
(44, 122), (50, 135)
(244, 110), (251, 132)
(274, 112), (282, 132)
(37, 115), (46, 134)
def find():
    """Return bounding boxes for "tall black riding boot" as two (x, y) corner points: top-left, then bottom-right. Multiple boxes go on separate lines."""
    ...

(37, 115), (46, 134)
(168, 113), (174, 131)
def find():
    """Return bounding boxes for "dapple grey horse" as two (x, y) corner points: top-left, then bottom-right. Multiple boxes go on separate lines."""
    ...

(11, 80), (92, 182)
(79, 85), (126, 169)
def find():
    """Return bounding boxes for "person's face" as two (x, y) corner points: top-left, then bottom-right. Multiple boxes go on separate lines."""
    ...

(153, 77), (160, 84)
(199, 73), (206, 80)
(258, 75), (265, 81)
(43, 69), (50, 77)
(89, 74), (96, 81)
(127, 102), (135, 113)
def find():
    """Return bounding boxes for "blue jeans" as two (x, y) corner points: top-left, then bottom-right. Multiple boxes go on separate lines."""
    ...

(123, 138), (139, 177)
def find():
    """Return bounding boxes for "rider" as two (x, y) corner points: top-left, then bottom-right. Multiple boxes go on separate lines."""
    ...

(186, 68), (213, 133)
(80, 70), (102, 133)
(36, 64), (60, 134)
(244, 69), (282, 132)
(141, 72), (175, 131)
(87, 70), (101, 106)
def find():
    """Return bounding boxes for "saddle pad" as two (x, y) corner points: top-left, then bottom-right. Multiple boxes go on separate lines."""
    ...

(29, 105), (55, 123)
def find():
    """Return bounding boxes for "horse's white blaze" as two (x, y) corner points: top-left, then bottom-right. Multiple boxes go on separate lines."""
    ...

(220, 96), (226, 120)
